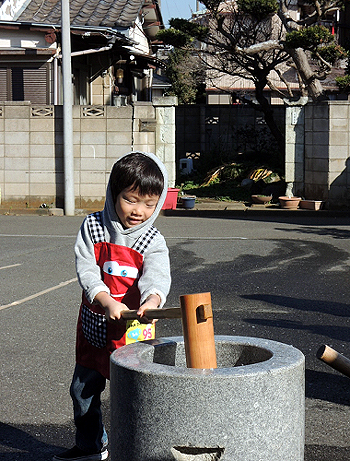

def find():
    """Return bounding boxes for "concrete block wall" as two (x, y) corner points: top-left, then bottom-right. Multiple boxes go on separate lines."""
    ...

(175, 104), (285, 164)
(132, 98), (177, 187)
(91, 75), (113, 106)
(1, 102), (59, 208)
(0, 97), (177, 210)
(153, 97), (177, 188)
(304, 101), (350, 207)
(75, 104), (134, 209)
(328, 103), (350, 205)
(304, 103), (331, 201)
(132, 102), (156, 153)
(3, 98), (349, 210)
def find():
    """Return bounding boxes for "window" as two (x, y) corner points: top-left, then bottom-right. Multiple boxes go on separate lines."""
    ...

(0, 63), (49, 103)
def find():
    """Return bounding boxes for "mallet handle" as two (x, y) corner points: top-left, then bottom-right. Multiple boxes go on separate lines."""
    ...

(317, 344), (350, 379)
(120, 307), (181, 320)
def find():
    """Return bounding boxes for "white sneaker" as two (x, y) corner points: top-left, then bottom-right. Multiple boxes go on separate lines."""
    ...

(52, 446), (108, 461)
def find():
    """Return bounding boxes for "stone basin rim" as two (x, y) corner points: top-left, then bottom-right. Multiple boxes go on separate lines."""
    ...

(111, 335), (305, 376)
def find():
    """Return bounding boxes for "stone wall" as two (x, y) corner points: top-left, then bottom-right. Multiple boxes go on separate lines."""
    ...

(178, 101), (350, 209)
(0, 97), (177, 210)
(175, 104), (285, 163)
(286, 101), (350, 208)
(2, 98), (350, 211)
(304, 101), (350, 207)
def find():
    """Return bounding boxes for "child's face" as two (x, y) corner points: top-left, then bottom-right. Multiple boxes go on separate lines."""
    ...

(115, 186), (160, 228)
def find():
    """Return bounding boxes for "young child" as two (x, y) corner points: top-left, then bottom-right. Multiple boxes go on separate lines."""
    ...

(53, 152), (171, 461)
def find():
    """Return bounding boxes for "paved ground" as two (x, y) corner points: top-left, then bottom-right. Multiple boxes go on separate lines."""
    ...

(1, 208), (350, 460)
(1, 197), (348, 218)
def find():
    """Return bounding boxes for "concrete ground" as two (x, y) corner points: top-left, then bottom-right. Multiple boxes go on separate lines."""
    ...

(1, 196), (348, 218)
(1, 204), (350, 461)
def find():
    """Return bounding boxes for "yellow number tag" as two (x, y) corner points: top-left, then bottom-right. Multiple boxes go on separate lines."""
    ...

(125, 320), (155, 345)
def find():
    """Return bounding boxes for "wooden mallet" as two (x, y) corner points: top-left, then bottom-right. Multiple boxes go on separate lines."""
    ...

(120, 307), (182, 320)
(316, 344), (350, 379)
(120, 291), (217, 369)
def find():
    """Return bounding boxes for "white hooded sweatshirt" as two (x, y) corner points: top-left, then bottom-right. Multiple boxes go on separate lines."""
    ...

(74, 152), (171, 309)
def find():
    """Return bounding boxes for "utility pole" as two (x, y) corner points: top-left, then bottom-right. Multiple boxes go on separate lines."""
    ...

(61, 0), (75, 216)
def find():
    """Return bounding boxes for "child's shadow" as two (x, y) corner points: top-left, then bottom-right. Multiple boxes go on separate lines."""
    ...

(0, 421), (75, 461)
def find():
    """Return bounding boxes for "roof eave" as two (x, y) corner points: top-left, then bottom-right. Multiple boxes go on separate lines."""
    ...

(0, 19), (134, 45)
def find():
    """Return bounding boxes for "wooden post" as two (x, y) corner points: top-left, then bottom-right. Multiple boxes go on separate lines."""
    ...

(317, 344), (350, 379)
(180, 292), (217, 369)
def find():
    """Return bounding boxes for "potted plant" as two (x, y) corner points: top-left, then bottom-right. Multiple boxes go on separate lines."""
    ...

(299, 200), (324, 210)
(279, 196), (301, 209)
(181, 195), (196, 209)
(251, 194), (272, 204)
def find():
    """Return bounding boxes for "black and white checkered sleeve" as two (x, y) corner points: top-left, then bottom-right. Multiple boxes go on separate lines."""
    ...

(87, 211), (105, 244)
(133, 225), (160, 255)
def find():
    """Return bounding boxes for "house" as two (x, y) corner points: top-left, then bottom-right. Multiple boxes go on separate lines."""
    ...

(0, 0), (167, 105)
(191, 0), (350, 105)
(0, 0), (178, 212)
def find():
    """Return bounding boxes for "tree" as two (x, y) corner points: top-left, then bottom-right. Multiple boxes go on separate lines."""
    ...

(164, 47), (206, 104)
(157, 0), (347, 153)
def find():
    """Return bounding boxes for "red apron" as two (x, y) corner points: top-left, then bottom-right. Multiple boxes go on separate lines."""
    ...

(76, 241), (144, 379)
(76, 212), (159, 378)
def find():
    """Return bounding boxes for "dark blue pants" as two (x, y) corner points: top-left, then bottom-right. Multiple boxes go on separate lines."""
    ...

(70, 364), (108, 453)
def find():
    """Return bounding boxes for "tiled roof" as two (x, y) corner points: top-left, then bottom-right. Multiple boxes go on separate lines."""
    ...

(16, 0), (144, 28)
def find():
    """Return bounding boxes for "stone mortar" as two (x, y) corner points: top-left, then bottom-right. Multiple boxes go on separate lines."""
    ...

(110, 335), (305, 461)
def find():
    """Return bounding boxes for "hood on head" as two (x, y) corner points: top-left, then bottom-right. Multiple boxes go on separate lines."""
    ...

(103, 152), (168, 235)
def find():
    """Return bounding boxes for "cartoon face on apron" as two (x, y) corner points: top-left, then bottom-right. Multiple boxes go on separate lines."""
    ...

(76, 212), (158, 379)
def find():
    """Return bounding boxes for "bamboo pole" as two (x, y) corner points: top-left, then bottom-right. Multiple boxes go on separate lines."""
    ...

(316, 344), (350, 379)
(180, 292), (217, 369)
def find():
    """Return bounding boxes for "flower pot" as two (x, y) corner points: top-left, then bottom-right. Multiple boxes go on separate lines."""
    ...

(251, 194), (272, 204)
(181, 196), (196, 209)
(279, 196), (301, 209)
(299, 200), (324, 211)
(162, 188), (180, 210)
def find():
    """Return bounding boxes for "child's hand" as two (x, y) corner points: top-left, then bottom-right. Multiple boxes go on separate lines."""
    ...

(104, 300), (129, 323)
(94, 291), (128, 323)
(137, 294), (161, 324)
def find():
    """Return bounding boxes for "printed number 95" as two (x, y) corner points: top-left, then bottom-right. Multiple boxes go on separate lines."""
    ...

(143, 327), (153, 340)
